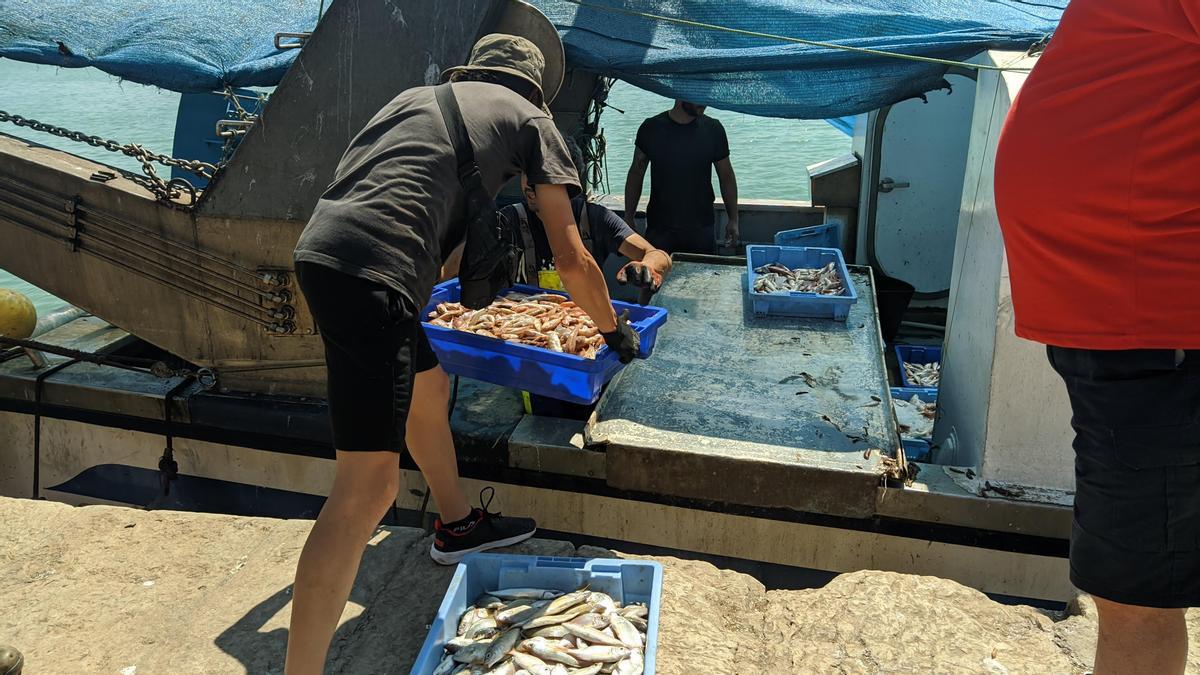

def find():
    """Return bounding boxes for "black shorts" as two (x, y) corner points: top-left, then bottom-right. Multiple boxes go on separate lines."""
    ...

(296, 262), (439, 452)
(1048, 346), (1200, 608)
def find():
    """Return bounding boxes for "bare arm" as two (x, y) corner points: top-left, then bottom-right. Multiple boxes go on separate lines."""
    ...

(715, 157), (739, 245)
(439, 241), (464, 281)
(624, 148), (650, 229)
(536, 183), (617, 332)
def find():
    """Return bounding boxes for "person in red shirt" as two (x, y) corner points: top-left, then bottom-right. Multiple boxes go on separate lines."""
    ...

(996, 0), (1200, 672)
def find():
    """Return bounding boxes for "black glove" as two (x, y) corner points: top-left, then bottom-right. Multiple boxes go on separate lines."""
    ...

(601, 310), (641, 364)
(616, 260), (662, 293)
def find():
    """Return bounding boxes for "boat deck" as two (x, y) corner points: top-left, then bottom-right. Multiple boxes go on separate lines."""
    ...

(591, 259), (894, 517)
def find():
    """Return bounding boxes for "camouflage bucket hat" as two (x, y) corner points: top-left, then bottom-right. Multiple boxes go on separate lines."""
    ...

(441, 34), (549, 104)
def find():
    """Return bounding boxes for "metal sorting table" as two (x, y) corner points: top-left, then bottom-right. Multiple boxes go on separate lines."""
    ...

(590, 258), (897, 518)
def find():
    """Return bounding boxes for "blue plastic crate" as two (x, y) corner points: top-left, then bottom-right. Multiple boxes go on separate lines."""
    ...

(892, 386), (938, 402)
(773, 222), (842, 250)
(891, 386), (937, 462)
(422, 281), (669, 405)
(901, 438), (932, 462)
(412, 553), (664, 675)
(745, 245), (857, 320)
(895, 344), (942, 389)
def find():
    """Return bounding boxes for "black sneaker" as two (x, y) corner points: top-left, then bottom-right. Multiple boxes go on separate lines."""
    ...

(430, 487), (537, 565)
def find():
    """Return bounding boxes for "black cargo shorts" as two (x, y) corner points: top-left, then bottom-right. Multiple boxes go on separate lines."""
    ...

(296, 261), (439, 452)
(1048, 346), (1200, 607)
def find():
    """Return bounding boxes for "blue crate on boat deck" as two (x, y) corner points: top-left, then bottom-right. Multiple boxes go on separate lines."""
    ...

(412, 553), (664, 675)
(773, 222), (842, 250)
(895, 344), (942, 388)
(891, 387), (938, 462)
(746, 245), (857, 320)
(421, 281), (669, 405)
(901, 438), (932, 462)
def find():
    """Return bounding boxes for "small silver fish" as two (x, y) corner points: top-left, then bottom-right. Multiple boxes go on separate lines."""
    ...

(465, 617), (500, 641)
(483, 661), (517, 675)
(491, 588), (565, 601)
(522, 604), (592, 630)
(571, 666), (603, 675)
(476, 594), (505, 610)
(618, 604), (648, 620)
(452, 638), (495, 665)
(511, 652), (548, 671)
(566, 613), (608, 631)
(607, 614), (641, 650)
(484, 628), (522, 668)
(433, 653), (459, 675)
(497, 601), (547, 625)
(614, 650), (644, 675)
(525, 625), (570, 640)
(445, 636), (478, 653)
(520, 637), (582, 667)
(541, 589), (588, 617)
(566, 645), (630, 664)
(459, 607), (492, 636)
(563, 623), (625, 648)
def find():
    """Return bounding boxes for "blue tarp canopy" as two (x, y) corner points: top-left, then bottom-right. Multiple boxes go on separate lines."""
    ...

(0, 0), (1063, 118)
(530, 0), (1063, 118)
(0, 0), (318, 92)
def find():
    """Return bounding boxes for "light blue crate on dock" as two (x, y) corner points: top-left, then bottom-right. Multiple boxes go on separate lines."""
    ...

(412, 553), (664, 674)
(773, 222), (841, 250)
(746, 245), (857, 320)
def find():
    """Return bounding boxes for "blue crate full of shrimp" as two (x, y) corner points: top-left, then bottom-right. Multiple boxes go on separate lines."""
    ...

(746, 245), (857, 320)
(412, 553), (664, 675)
(421, 281), (669, 405)
(773, 222), (842, 250)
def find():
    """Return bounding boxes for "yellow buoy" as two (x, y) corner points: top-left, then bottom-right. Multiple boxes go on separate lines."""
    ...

(0, 289), (37, 340)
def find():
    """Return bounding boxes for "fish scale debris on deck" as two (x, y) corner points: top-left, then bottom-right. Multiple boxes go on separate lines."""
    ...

(433, 587), (648, 675)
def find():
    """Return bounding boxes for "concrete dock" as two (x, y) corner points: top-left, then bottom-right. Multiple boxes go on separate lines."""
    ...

(3, 496), (1199, 674)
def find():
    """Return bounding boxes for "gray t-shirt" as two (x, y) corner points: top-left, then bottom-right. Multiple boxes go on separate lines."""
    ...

(294, 81), (580, 307)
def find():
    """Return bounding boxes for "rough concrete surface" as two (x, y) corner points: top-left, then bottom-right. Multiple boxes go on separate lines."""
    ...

(2, 497), (1200, 674)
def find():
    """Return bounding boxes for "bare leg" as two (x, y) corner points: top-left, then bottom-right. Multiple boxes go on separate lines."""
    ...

(406, 366), (471, 523)
(284, 451), (400, 675)
(1093, 595), (1187, 675)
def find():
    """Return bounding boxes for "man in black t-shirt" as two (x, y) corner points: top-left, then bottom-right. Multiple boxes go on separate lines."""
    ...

(287, 35), (640, 675)
(625, 100), (740, 255)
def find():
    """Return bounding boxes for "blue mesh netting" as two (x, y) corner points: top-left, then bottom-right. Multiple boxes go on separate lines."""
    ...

(0, 0), (1062, 117)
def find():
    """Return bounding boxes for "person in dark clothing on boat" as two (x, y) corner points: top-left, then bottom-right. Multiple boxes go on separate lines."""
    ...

(996, 1), (1200, 673)
(624, 100), (740, 255)
(499, 139), (673, 296)
(286, 34), (639, 675)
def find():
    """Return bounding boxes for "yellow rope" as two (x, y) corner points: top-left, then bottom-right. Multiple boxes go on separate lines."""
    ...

(554, 0), (1042, 73)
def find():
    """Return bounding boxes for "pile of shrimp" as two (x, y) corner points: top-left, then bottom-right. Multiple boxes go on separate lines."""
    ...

(427, 292), (605, 359)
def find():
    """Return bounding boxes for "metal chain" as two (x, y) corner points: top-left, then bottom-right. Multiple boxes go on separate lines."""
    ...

(0, 109), (219, 204)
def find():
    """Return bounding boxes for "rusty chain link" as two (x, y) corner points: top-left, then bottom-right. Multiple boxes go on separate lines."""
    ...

(0, 109), (220, 205)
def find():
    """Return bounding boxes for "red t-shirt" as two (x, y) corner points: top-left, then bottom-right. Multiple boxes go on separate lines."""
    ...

(995, 0), (1200, 350)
